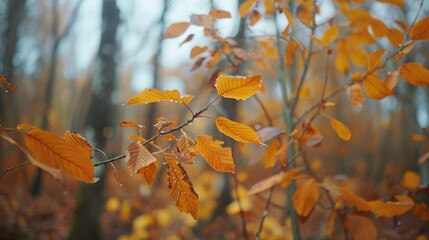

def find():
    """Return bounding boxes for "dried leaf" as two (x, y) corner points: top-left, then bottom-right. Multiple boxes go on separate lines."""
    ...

(190, 14), (214, 29)
(368, 49), (384, 71)
(239, 0), (257, 17)
(305, 134), (324, 147)
(191, 56), (205, 71)
(331, 118), (351, 141)
(215, 75), (261, 100)
(410, 17), (429, 41)
(383, 70), (399, 90)
(248, 168), (301, 195)
(125, 142), (157, 174)
(329, 186), (370, 211)
(346, 216), (377, 240)
(369, 195), (414, 217)
(196, 135), (235, 173)
(206, 50), (222, 69)
(164, 22), (190, 39)
(293, 178), (319, 217)
(125, 88), (194, 105)
(137, 161), (157, 185)
(216, 117), (261, 144)
(179, 34), (194, 46)
(257, 127), (284, 143)
(177, 131), (198, 162)
(363, 74), (393, 99)
(166, 157), (199, 219)
(190, 46), (207, 58)
(400, 62), (429, 86)
(349, 83), (365, 110)
(24, 130), (94, 183)
(413, 203), (429, 221)
(120, 121), (144, 129)
(153, 116), (177, 131)
(402, 170), (420, 189)
(209, 9), (231, 19)
(249, 10), (261, 26)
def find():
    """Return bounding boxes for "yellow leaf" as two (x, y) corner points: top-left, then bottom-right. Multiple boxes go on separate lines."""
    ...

(346, 216), (377, 240)
(400, 62), (429, 86)
(402, 170), (420, 189)
(248, 168), (301, 195)
(330, 118), (351, 141)
(285, 39), (300, 68)
(163, 22), (190, 39)
(376, 0), (404, 7)
(349, 83), (365, 110)
(370, 18), (389, 38)
(215, 75), (261, 100)
(368, 49), (384, 71)
(137, 161), (158, 186)
(166, 157), (199, 219)
(196, 135), (235, 173)
(63, 130), (93, 160)
(24, 130), (94, 183)
(279, 168), (301, 188)
(293, 178), (318, 217)
(411, 17), (429, 41)
(190, 46), (207, 59)
(296, 4), (313, 27)
(322, 25), (339, 45)
(383, 70), (400, 90)
(264, 140), (281, 167)
(263, 0), (274, 15)
(177, 131), (198, 162)
(336, 40), (349, 74)
(209, 9), (231, 19)
(239, 0), (257, 17)
(125, 88), (194, 105)
(215, 117), (261, 144)
(387, 28), (404, 47)
(369, 195), (414, 217)
(363, 74), (393, 100)
(281, 6), (294, 26)
(120, 121), (144, 129)
(349, 46), (368, 68)
(125, 142), (157, 174)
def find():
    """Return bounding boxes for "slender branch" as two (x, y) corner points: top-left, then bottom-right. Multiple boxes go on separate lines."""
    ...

(94, 154), (127, 167)
(255, 181), (275, 240)
(407, 0), (424, 38)
(0, 161), (31, 178)
(290, 0), (318, 116)
(232, 175), (249, 240)
(253, 94), (274, 126)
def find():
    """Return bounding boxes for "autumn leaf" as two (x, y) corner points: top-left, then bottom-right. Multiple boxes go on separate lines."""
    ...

(164, 22), (190, 39)
(24, 129), (94, 183)
(330, 118), (351, 141)
(63, 130), (93, 159)
(402, 170), (420, 189)
(369, 195), (414, 217)
(264, 140), (281, 167)
(330, 187), (370, 211)
(215, 75), (261, 100)
(413, 203), (429, 221)
(400, 63), (429, 86)
(17, 123), (40, 130)
(322, 25), (339, 45)
(410, 17), (429, 41)
(190, 46), (207, 58)
(239, 0), (257, 17)
(248, 168), (301, 195)
(279, 168), (301, 188)
(125, 142), (157, 174)
(383, 70), (400, 90)
(137, 161), (157, 186)
(177, 131), (198, 162)
(387, 28), (404, 47)
(120, 121), (144, 129)
(349, 83), (365, 110)
(166, 157), (199, 219)
(196, 135), (235, 173)
(249, 10), (261, 26)
(215, 117), (261, 144)
(256, 127), (284, 143)
(285, 39), (300, 68)
(125, 88), (194, 105)
(346, 216), (377, 240)
(209, 9), (231, 19)
(368, 49), (384, 71)
(293, 178), (318, 217)
(363, 74), (393, 99)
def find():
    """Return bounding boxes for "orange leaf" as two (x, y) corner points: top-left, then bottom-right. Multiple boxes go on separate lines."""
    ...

(63, 130), (93, 160)
(164, 22), (190, 39)
(137, 161), (157, 186)
(330, 118), (351, 141)
(402, 170), (420, 189)
(264, 140), (281, 167)
(248, 168), (301, 195)
(206, 49), (222, 69)
(296, 4), (313, 27)
(166, 157), (199, 219)
(215, 117), (261, 144)
(369, 195), (414, 217)
(368, 49), (384, 71)
(413, 203), (429, 221)
(363, 74), (393, 99)
(383, 70), (400, 90)
(196, 135), (235, 173)
(239, 0), (257, 17)
(336, 40), (349, 74)
(120, 121), (144, 129)
(125, 88), (194, 105)
(346, 216), (377, 240)
(190, 46), (207, 58)
(17, 123), (40, 130)
(400, 62), (429, 86)
(349, 83), (365, 110)
(279, 168), (301, 188)
(177, 131), (198, 162)
(334, 187), (370, 211)
(281, 6), (295, 26)
(125, 142), (157, 174)
(410, 17), (429, 41)
(209, 9), (231, 19)
(249, 10), (261, 26)
(285, 39), (300, 68)
(387, 28), (404, 47)
(376, 0), (404, 7)
(24, 130), (94, 183)
(293, 178), (319, 217)
(215, 75), (261, 100)
(322, 25), (339, 45)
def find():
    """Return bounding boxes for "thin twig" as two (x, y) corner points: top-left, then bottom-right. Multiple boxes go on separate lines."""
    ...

(0, 161), (31, 178)
(232, 175), (249, 240)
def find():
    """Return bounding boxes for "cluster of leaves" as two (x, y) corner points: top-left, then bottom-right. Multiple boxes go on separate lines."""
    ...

(0, 74), (17, 93)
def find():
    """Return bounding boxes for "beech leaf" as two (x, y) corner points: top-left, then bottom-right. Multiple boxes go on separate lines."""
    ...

(346, 216), (377, 240)
(400, 63), (429, 86)
(125, 88), (194, 105)
(215, 117), (261, 144)
(125, 142), (157, 174)
(330, 118), (352, 141)
(293, 178), (319, 217)
(164, 22), (190, 39)
(215, 75), (262, 100)
(196, 135), (235, 173)
(410, 16), (429, 41)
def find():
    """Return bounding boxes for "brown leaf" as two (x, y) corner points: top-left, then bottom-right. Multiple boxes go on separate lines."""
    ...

(164, 22), (190, 39)
(190, 46), (208, 59)
(209, 9), (231, 19)
(349, 83), (365, 110)
(179, 34), (194, 46)
(346, 216), (377, 240)
(257, 127), (284, 143)
(400, 62), (429, 86)
(293, 178), (319, 217)
(125, 142), (157, 174)
(410, 16), (429, 41)
(249, 10), (261, 26)
(137, 161), (158, 185)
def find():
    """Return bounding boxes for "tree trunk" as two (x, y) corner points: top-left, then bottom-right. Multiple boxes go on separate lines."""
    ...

(68, 0), (120, 239)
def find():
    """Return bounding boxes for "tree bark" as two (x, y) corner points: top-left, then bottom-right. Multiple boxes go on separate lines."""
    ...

(68, 0), (120, 239)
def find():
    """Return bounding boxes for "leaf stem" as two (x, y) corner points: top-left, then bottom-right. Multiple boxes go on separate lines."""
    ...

(0, 161), (31, 178)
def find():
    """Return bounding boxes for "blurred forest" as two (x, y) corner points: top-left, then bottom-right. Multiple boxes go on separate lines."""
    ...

(1, 0), (429, 239)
